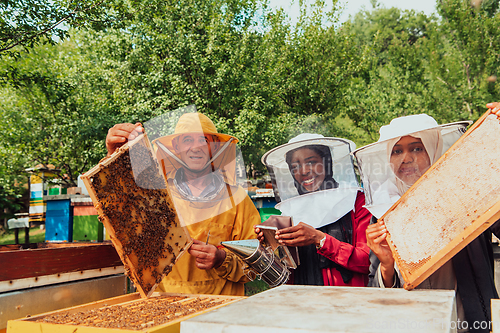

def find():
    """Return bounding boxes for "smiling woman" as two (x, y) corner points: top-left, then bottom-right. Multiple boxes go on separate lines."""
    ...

(286, 145), (336, 194)
(256, 133), (371, 287)
(356, 106), (500, 332)
(288, 147), (326, 192)
(353, 114), (469, 219)
(389, 136), (431, 188)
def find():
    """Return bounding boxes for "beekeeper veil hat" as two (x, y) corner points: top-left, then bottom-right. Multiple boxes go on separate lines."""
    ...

(353, 114), (471, 219)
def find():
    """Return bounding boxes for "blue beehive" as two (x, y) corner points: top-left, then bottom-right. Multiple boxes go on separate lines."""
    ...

(45, 199), (73, 242)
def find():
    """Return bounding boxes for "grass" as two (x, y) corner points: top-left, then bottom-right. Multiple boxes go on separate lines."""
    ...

(0, 226), (46, 245)
(244, 278), (269, 296)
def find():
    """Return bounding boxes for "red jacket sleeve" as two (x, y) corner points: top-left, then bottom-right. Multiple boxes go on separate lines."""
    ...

(317, 191), (371, 274)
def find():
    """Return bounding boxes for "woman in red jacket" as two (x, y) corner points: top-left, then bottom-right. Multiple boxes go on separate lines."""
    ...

(255, 133), (372, 287)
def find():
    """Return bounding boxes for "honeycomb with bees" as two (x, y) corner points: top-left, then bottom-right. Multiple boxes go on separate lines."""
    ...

(81, 134), (192, 298)
(7, 292), (243, 333)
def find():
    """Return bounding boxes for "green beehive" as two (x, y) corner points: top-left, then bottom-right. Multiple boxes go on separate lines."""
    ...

(259, 207), (281, 223)
(71, 197), (103, 242)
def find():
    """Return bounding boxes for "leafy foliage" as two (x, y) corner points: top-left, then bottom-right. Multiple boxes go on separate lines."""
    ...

(345, 0), (499, 140)
(0, 0), (499, 215)
(0, 0), (124, 57)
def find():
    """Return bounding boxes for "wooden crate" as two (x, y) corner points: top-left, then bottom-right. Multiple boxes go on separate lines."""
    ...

(80, 134), (192, 298)
(6, 292), (243, 333)
(381, 111), (500, 290)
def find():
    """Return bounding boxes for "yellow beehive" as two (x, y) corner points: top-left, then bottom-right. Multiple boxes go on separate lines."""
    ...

(6, 292), (243, 333)
(81, 134), (192, 297)
(381, 111), (500, 290)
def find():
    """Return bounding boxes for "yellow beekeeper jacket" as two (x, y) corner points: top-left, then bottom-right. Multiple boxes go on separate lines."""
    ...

(156, 181), (260, 296)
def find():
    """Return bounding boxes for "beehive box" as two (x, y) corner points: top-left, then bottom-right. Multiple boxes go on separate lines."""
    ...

(81, 134), (192, 298)
(44, 198), (72, 242)
(181, 285), (456, 333)
(72, 197), (103, 242)
(7, 292), (243, 333)
(381, 111), (500, 290)
(492, 299), (500, 332)
(0, 242), (122, 288)
(1, 242), (125, 332)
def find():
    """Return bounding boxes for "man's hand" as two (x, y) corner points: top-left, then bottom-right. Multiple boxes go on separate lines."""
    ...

(274, 222), (325, 247)
(105, 122), (144, 156)
(188, 239), (226, 270)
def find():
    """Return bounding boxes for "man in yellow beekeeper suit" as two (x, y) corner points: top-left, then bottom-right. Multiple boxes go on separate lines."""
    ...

(105, 108), (260, 295)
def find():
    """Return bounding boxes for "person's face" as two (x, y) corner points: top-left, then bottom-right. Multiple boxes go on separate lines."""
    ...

(390, 136), (431, 185)
(289, 148), (326, 193)
(175, 133), (212, 171)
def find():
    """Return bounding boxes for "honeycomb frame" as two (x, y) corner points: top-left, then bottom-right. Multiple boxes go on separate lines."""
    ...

(81, 134), (192, 298)
(8, 292), (243, 333)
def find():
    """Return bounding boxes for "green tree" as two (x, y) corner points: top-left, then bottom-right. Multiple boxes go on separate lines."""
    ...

(426, 0), (500, 120)
(0, 0), (274, 183)
(0, 0), (123, 56)
(69, 0), (360, 172)
(1, 0), (427, 202)
(243, 0), (366, 155)
(345, 0), (500, 142)
(0, 143), (28, 222)
(346, 5), (435, 140)
(0, 35), (117, 186)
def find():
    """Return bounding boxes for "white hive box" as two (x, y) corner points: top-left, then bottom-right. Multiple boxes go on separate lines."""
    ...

(180, 285), (457, 333)
(492, 299), (500, 332)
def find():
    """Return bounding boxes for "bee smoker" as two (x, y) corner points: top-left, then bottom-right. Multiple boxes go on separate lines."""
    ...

(221, 239), (291, 288)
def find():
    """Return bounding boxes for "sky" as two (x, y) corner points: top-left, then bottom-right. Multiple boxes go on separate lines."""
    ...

(268, 0), (438, 23)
